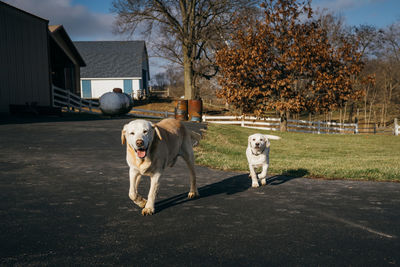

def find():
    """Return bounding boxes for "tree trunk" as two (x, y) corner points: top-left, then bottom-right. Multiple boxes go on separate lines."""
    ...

(183, 45), (195, 100)
(183, 55), (195, 99)
(348, 102), (354, 123)
(280, 110), (288, 132)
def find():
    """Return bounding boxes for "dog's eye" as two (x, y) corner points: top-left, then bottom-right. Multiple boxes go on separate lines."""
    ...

(130, 132), (134, 135)
(143, 130), (148, 134)
(252, 139), (255, 141)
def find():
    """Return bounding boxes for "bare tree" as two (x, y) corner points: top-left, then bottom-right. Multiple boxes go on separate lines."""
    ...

(375, 22), (400, 125)
(112, 0), (258, 100)
(154, 72), (168, 89)
(166, 66), (185, 98)
(315, 9), (348, 48)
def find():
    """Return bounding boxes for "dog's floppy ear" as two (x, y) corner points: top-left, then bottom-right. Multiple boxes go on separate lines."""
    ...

(121, 124), (127, 145)
(248, 135), (253, 146)
(264, 136), (271, 148)
(151, 123), (162, 140)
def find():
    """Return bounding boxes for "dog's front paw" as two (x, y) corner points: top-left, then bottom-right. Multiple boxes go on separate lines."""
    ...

(188, 190), (199, 199)
(135, 197), (147, 208)
(141, 207), (154, 216)
(258, 173), (267, 179)
(252, 182), (259, 188)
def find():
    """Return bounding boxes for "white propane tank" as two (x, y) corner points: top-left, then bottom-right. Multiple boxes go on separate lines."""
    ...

(99, 88), (133, 115)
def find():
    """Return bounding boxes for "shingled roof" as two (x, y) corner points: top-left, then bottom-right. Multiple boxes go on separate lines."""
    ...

(73, 41), (147, 78)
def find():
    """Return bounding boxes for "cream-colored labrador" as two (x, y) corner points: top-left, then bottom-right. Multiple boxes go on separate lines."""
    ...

(246, 133), (281, 188)
(121, 118), (199, 215)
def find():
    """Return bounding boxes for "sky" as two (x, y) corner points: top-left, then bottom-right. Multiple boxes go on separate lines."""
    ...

(3, 0), (400, 76)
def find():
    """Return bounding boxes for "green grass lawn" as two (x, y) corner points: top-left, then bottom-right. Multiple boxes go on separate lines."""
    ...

(194, 124), (400, 182)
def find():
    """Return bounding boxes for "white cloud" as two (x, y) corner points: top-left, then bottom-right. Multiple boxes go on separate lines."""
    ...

(4, 0), (119, 40)
(313, 0), (385, 11)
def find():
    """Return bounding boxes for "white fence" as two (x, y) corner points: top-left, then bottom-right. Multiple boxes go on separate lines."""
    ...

(52, 86), (100, 114)
(52, 85), (176, 118)
(129, 108), (175, 119)
(287, 119), (358, 134)
(203, 115), (280, 131)
(203, 115), (358, 134)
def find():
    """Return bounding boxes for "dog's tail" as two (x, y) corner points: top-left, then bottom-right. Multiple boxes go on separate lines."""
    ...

(190, 131), (202, 147)
(264, 134), (282, 140)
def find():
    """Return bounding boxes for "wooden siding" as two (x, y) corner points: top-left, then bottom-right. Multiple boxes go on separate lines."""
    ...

(0, 3), (51, 112)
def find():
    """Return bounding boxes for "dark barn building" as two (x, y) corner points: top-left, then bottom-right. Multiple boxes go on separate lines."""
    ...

(0, 2), (85, 114)
(49, 25), (85, 96)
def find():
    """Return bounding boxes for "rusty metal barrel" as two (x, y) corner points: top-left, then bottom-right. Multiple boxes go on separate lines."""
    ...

(174, 99), (188, 120)
(188, 99), (203, 122)
(113, 88), (123, 93)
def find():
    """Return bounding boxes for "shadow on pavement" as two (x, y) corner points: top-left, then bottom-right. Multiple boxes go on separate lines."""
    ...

(156, 173), (251, 213)
(0, 113), (129, 125)
(267, 168), (309, 185)
(156, 168), (308, 213)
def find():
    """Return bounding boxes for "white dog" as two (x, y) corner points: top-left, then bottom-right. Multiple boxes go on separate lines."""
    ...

(121, 118), (199, 215)
(246, 133), (281, 188)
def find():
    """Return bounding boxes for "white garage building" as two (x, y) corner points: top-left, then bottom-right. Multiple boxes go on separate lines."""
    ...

(74, 41), (150, 100)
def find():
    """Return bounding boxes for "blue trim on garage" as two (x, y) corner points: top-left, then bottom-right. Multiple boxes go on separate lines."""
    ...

(82, 80), (92, 98)
(123, 79), (133, 94)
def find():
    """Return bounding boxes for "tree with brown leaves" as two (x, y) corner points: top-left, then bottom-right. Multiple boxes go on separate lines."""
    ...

(216, 0), (365, 131)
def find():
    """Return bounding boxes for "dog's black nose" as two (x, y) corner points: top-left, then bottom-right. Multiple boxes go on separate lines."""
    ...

(136, 139), (144, 147)
(255, 142), (260, 147)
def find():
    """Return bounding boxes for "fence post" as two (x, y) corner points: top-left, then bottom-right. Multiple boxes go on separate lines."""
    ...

(354, 122), (359, 134)
(241, 115), (245, 127)
(395, 118), (399, 136)
(202, 115), (206, 122)
(51, 86), (55, 107)
(67, 91), (71, 111)
(317, 121), (321, 134)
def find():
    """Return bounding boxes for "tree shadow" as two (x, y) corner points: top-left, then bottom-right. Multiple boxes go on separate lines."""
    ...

(155, 168), (309, 213)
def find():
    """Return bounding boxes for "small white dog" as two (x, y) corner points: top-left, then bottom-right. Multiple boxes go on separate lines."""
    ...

(246, 133), (281, 188)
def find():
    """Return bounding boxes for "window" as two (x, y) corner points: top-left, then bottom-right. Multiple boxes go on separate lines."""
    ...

(82, 80), (92, 98)
(123, 79), (133, 94)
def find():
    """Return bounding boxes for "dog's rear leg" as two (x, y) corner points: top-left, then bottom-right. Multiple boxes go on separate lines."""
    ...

(129, 168), (147, 208)
(182, 140), (199, 199)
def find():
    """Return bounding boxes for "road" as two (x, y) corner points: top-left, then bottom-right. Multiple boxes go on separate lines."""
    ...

(0, 114), (399, 266)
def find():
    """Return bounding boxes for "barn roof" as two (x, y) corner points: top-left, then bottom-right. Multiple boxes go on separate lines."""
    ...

(73, 41), (148, 79)
(49, 25), (86, 66)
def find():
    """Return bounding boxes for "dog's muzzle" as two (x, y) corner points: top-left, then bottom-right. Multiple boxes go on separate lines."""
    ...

(135, 139), (147, 158)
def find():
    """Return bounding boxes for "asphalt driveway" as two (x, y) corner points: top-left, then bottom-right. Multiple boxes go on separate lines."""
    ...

(0, 114), (399, 266)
